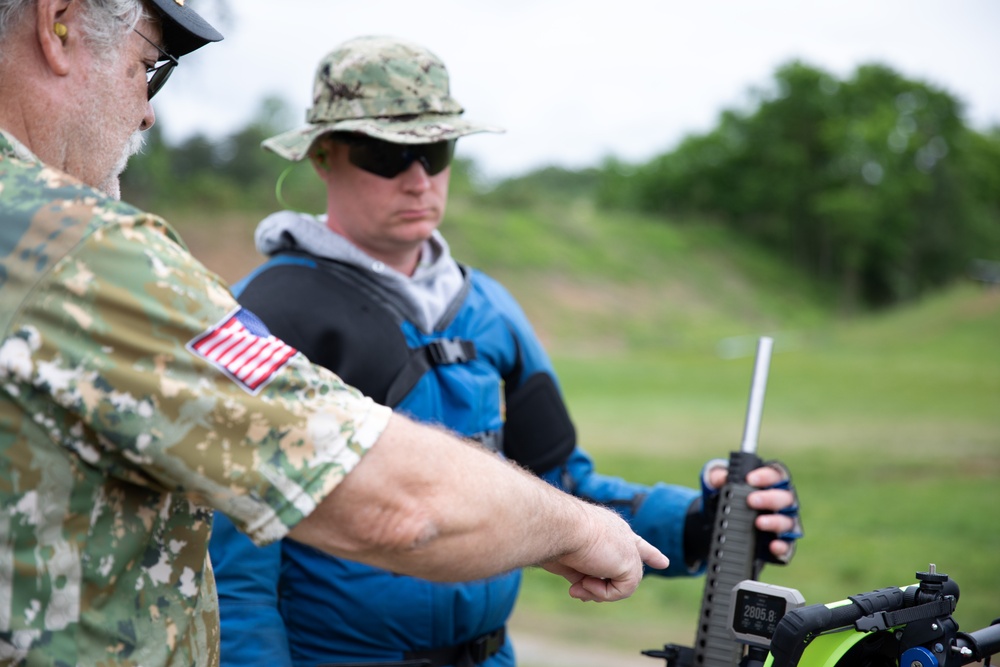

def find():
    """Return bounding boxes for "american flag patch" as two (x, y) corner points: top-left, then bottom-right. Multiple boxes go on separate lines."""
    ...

(187, 307), (298, 394)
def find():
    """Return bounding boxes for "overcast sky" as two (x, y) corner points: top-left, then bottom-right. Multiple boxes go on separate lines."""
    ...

(155, 0), (1000, 181)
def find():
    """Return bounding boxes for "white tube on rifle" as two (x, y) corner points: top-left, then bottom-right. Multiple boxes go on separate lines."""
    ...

(740, 336), (773, 455)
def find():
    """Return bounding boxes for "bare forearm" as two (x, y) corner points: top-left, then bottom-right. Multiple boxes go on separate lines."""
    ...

(289, 414), (592, 580)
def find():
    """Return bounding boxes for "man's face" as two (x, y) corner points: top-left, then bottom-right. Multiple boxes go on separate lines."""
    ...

(318, 137), (451, 272)
(76, 18), (158, 198)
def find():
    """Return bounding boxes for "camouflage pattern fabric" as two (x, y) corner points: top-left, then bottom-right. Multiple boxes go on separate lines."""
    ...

(262, 35), (503, 160)
(0, 130), (391, 666)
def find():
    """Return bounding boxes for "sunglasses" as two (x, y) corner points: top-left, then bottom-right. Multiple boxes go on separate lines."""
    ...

(133, 28), (178, 100)
(333, 134), (456, 179)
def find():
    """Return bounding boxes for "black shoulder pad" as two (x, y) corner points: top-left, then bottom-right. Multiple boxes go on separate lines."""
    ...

(238, 262), (410, 404)
(503, 373), (576, 474)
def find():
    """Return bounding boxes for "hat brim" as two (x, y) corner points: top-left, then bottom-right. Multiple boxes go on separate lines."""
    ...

(262, 115), (505, 162)
(148, 0), (223, 58)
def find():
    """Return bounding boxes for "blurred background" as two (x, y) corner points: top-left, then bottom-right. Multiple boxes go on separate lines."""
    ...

(125, 2), (1000, 665)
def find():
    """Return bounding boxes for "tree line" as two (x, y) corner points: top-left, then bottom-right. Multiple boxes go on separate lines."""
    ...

(594, 61), (1000, 309)
(122, 60), (1000, 310)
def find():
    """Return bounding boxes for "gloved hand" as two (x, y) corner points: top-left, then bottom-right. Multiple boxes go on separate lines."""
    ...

(690, 458), (803, 565)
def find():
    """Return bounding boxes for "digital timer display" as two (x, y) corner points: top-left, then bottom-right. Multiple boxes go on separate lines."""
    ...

(733, 588), (787, 638)
(727, 580), (806, 647)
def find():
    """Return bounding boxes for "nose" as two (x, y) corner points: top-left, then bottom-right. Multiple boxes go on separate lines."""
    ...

(140, 100), (156, 131)
(399, 159), (432, 192)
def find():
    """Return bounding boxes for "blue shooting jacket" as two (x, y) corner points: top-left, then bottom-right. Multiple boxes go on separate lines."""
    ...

(209, 250), (700, 667)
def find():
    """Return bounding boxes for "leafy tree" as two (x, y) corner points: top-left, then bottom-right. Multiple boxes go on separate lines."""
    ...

(599, 60), (1000, 309)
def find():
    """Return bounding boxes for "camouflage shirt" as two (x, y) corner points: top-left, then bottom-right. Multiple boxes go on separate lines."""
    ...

(0, 131), (391, 666)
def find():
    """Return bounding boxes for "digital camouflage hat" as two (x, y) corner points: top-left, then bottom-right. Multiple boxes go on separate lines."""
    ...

(262, 35), (503, 161)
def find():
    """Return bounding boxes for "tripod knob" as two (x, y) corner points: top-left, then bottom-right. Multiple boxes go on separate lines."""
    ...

(901, 646), (939, 667)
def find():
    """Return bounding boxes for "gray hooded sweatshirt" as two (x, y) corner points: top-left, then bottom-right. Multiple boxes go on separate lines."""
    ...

(253, 210), (466, 333)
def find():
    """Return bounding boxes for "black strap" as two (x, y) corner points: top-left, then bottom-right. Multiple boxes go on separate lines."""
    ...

(384, 338), (477, 407)
(501, 325), (524, 394)
(403, 626), (506, 667)
(854, 598), (956, 633)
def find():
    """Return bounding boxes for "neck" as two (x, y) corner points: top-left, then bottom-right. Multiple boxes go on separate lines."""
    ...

(363, 244), (424, 277)
(0, 67), (68, 174)
(0, 80), (32, 154)
(324, 218), (428, 277)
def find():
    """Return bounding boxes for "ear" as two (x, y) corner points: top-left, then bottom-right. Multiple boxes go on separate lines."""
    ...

(309, 142), (332, 175)
(36, 0), (75, 76)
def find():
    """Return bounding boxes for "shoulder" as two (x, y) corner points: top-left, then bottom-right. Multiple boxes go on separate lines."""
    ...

(0, 138), (185, 253)
(465, 268), (534, 324)
(0, 147), (206, 334)
(467, 268), (516, 303)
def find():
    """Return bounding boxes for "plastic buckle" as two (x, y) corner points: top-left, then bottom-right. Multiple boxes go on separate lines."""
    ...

(469, 627), (505, 664)
(427, 338), (476, 365)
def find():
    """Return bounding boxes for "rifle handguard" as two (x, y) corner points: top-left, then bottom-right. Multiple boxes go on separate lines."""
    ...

(692, 450), (765, 667)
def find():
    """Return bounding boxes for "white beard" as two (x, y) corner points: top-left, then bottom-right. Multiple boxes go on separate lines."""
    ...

(100, 130), (147, 200)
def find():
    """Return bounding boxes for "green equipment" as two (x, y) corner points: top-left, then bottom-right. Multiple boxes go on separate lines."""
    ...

(727, 565), (999, 667)
(647, 562), (1000, 667)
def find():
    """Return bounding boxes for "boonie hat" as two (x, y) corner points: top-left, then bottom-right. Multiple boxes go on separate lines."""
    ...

(263, 35), (503, 162)
(148, 0), (223, 58)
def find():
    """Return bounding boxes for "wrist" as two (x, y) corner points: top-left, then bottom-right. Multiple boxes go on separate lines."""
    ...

(683, 496), (713, 568)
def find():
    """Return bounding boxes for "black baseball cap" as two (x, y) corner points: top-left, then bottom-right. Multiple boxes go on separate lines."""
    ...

(147, 0), (223, 57)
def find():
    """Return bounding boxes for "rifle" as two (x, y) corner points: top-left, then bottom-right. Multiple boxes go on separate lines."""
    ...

(644, 335), (776, 667)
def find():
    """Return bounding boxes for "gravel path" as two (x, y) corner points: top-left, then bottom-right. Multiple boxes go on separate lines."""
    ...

(513, 632), (662, 667)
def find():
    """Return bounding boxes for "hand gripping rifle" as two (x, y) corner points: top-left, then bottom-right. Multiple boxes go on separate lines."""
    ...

(644, 336), (778, 667)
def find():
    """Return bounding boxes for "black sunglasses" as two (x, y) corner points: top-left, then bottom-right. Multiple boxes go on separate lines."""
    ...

(333, 134), (456, 179)
(133, 28), (177, 100)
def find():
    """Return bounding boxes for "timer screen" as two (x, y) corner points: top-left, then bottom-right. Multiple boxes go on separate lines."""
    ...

(732, 589), (786, 639)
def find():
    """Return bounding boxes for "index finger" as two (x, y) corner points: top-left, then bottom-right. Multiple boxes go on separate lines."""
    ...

(638, 537), (669, 571)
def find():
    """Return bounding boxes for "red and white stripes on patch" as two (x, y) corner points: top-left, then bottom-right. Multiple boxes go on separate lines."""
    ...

(187, 307), (297, 394)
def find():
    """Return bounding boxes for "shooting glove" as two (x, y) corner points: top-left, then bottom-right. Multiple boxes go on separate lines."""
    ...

(685, 458), (803, 567)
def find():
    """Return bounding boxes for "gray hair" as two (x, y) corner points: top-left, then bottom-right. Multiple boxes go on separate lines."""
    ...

(0, 0), (147, 64)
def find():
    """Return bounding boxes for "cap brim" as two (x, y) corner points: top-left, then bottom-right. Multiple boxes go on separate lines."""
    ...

(148, 0), (223, 58)
(262, 115), (505, 162)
